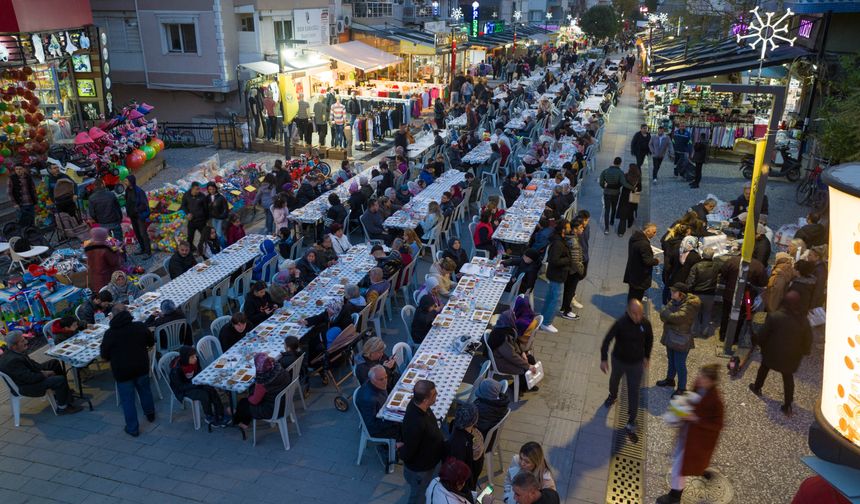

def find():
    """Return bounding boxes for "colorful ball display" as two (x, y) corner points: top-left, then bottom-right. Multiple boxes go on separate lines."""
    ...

(141, 145), (156, 160)
(117, 165), (129, 180)
(126, 149), (146, 169)
(149, 138), (164, 153)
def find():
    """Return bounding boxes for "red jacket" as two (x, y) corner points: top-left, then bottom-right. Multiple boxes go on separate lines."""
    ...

(84, 243), (121, 292)
(682, 387), (724, 475)
(226, 223), (246, 246)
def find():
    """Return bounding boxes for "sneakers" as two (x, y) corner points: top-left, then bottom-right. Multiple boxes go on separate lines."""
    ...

(603, 230), (610, 235)
(655, 378), (675, 388)
(58, 403), (83, 415)
(560, 311), (580, 320)
(571, 298), (584, 309)
(603, 395), (616, 408)
(652, 178), (658, 184)
(748, 383), (763, 397)
(146, 412), (156, 423)
(781, 404), (793, 416)
(540, 324), (559, 333)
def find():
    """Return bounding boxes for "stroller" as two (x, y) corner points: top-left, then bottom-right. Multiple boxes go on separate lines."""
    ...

(307, 323), (365, 412)
(53, 210), (90, 248)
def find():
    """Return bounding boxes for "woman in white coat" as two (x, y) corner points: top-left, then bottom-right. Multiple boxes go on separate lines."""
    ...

(503, 442), (556, 503)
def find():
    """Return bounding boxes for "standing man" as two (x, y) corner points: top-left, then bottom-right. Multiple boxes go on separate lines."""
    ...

(559, 217), (586, 321)
(206, 182), (229, 243)
(598, 157), (628, 236)
(180, 181), (208, 247)
(330, 97), (347, 149)
(671, 122), (692, 179)
(630, 124), (651, 169)
(600, 299), (653, 439)
(7, 164), (37, 228)
(100, 305), (156, 437)
(313, 96), (329, 147)
(400, 379), (446, 504)
(690, 132), (708, 189)
(123, 175), (152, 257)
(87, 179), (124, 239)
(394, 124), (410, 154)
(539, 220), (574, 333)
(262, 89), (278, 141)
(295, 94), (312, 144)
(623, 222), (660, 301)
(648, 126), (671, 184)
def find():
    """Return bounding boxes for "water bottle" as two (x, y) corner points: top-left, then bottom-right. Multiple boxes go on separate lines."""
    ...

(94, 311), (106, 325)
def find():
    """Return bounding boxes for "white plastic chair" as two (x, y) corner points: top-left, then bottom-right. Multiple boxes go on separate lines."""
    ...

(7, 237), (50, 273)
(227, 269), (254, 310)
(504, 275), (526, 307)
(157, 352), (202, 430)
(162, 257), (171, 276)
(400, 305), (417, 350)
(43, 318), (61, 347)
(182, 292), (202, 333)
(0, 370), (58, 427)
(396, 259), (418, 306)
(283, 353), (307, 411)
(116, 346), (162, 405)
(391, 342), (413, 373)
(196, 336), (223, 368)
(367, 290), (389, 338)
(252, 378), (302, 451)
(199, 276), (231, 319)
(483, 330), (520, 402)
(467, 223), (490, 259)
(137, 273), (163, 293)
(352, 387), (396, 469)
(210, 315), (232, 341)
(483, 410), (512, 485)
(454, 360), (492, 404)
(155, 319), (187, 354)
(261, 255), (280, 283)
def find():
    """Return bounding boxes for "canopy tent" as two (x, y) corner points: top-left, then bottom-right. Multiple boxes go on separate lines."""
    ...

(237, 61), (280, 76)
(237, 53), (330, 76)
(307, 41), (402, 72)
(467, 24), (554, 48)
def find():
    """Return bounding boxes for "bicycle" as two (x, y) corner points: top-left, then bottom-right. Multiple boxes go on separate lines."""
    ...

(795, 157), (829, 207)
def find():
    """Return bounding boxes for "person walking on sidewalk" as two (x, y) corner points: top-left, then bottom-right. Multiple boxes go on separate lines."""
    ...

(601, 299), (653, 439)
(656, 283), (701, 396)
(630, 124), (651, 169)
(598, 157), (629, 235)
(539, 220), (577, 333)
(748, 291), (812, 416)
(616, 163), (642, 236)
(570, 210), (592, 310)
(671, 123), (693, 179)
(559, 217), (586, 321)
(648, 126), (671, 183)
(690, 133), (708, 188)
(623, 223), (660, 301)
(657, 364), (725, 504)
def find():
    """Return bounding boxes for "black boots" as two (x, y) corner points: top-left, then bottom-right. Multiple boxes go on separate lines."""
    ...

(656, 489), (682, 504)
(656, 378), (675, 387)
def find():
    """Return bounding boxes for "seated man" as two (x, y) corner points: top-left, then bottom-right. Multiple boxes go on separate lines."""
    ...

(49, 316), (80, 344)
(0, 331), (82, 414)
(363, 267), (391, 306)
(355, 365), (403, 442)
(77, 290), (114, 325)
(168, 240), (198, 279)
(511, 472), (561, 504)
(360, 200), (391, 244)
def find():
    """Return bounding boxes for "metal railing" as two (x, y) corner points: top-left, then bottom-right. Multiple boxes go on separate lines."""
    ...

(158, 116), (244, 151)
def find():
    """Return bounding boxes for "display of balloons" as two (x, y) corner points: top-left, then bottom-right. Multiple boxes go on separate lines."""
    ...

(141, 145), (156, 160)
(126, 149), (146, 169)
(149, 138), (164, 153)
(117, 165), (129, 180)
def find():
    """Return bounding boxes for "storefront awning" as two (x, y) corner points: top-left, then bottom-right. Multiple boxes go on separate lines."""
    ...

(0, 0), (92, 33)
(237, 61), (280, 76)
(307, 41), (402, 72)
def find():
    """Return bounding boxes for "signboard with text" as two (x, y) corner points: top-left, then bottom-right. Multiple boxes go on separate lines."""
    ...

(293, 8), (329, 46)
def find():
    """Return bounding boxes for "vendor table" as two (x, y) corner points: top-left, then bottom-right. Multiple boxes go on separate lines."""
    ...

(383, 171), (465, 230)
(46, 234), (273, 393)
(493, 179), (557, 244)
(379, 257), (511, 421)
(193, 244), (377, 393)
(461, 141), (494, 165)
(289, 166), (376, 224)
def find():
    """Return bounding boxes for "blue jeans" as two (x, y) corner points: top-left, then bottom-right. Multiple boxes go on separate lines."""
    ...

(404, 466), (436, 504)
(264, 209), (274, 235)
(116, 374), (155, 434)
(541, 280), (563, 326)
(333, 124), (345, 148)
(665, 348), (689, 390)
(212, 218), (224, 241)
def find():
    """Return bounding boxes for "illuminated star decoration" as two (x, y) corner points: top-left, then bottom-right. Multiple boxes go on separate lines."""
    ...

(647, 13), (658, 24)
(513, 10), (522, 21)
(658, 13), (668, 24)
(451, 7), (464, 21)
(736, 6), (796, 60)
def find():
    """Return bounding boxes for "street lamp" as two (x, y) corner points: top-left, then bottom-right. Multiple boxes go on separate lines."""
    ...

(432, 0), (439, 16)
(450, 7), (464, 103)
(513, 10), (521, 52)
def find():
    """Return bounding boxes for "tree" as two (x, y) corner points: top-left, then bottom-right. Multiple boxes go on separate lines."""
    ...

(816, 55), (860, 163)
(580, 5), (620, 41)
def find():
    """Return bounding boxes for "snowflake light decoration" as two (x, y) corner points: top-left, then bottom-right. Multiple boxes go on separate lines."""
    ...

(451, 7), (464, 21)
(658, 13), (668, 24)
(647, 13), (659, 24)
(513, 10), (522, 22)
(736, 7), (796, 61)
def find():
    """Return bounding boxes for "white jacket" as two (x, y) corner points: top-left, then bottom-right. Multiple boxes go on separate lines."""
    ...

(503, 455), (556, 503)
(426, 478), (470, 504)
(331, 233), (352, 255)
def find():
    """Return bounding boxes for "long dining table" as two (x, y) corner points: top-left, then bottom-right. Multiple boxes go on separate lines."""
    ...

(382, 170), (465, 230)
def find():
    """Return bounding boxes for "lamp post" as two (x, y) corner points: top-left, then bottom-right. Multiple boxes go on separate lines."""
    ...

(450, 7), (464, 103)
(432, 0), (439, 17)
(513, 10), (522, 53)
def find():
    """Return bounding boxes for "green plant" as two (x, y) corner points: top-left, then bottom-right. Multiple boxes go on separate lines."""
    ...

(580, 5), (620, 41)
(816, 54), (860, 163)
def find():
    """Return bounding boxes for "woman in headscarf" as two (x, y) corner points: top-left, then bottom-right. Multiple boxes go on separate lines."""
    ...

(662, 235), (699, 305)
(417, 276), (443, 307)
(252, 239), (278, 282)
(359, 175), (374, 201)
(84, 227), (121, 292)
(411, 295), (441, 344)
(487, 303), (538, 392)
(104, 270), (140, 305)
(299, 296), (347, 359)
(443, 238), (469, 273)
(169, 346), (229, 426)
(407, 180), (422, 196)
(474, 379), (510, 440)
(233, 353), (292, 431)
(295, 248), (321, 284)
(446, 402), (485, 492)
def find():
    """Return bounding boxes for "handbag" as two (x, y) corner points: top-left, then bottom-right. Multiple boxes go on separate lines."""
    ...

(628, 191), (641, 204)
(807, 307), (826, 327)
(665, 327), (691, 351)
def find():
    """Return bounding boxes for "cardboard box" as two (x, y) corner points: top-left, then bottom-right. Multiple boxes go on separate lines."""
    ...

(326, 148), (347, 160)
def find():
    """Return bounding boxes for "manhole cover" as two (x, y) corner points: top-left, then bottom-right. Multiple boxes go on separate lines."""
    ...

(664, 468), (735, 504)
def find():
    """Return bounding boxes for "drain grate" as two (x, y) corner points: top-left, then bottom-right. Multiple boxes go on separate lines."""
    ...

(607, 454), (644, 504)
(605, 375), (649, 503)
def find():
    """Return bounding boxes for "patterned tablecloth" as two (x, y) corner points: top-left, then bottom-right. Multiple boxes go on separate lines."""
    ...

(590, 83), (608, 96)
(383, 171), (465, 230)
(461, 141), (494, 165)
(193, 244), (377, 393)
(580, 95), (605, 112)
(45, 235), (273, 369)
(493, 179), (557, 244)
(543, 141), (584, 172)
(391, 131), (447, 160)
(447, 114), (467, 129)
(379, 257), (511, 421)
(289, 165), (376, 224)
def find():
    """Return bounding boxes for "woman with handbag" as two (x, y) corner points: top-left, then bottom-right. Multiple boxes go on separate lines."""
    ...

(617, 163), (641, 236)
(656, 283), (701, 396)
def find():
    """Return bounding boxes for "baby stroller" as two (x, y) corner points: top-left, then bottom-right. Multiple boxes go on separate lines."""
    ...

(53, 210), (90, 248)
(306, 323), (365, 412)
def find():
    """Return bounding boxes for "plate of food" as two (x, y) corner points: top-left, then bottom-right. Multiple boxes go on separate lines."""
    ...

(400, 368), (429, 390)
(412, 352), (441, 370)
(386, 390), (413, 411)
(471, 310), (493, 323)
(432, 316), (454, 329)
(138, 292), (161, 304)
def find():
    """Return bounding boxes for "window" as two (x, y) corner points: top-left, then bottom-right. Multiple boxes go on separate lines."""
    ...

(164, 23), (197, 53)
(93, 17), (141, 52)
(274, 20), (294, 42)
(239, 14), (255, 32)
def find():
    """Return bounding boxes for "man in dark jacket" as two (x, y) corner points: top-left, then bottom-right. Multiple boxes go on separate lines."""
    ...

(295, 176), (321, 208)
(394, 124), (410, 153)
(690, 198), (716, 223)
(730, 184), (769, 219)
(502, 248), (541, 295)
(87, 179), (124, 239)
(623, 223), (660, 301)
(206, 182), (229, 242)
(0, 331), (81, 414)
(400, 379), (445, 503)
(100, 306), (156, 436)
(356, 365), (403, 443)
(598, 157), (630, 234)
(749, 291), (812, 416)
(539, 222), (574, 333)
(717, 254), (767, 342)
(180, 182), (208, 246)
(124, 175), (152, 256)
(630, 124), (651, 169)
(600, 299), (653, 437)
(361, 200), (391, 244)
(793, 212), (827, 247)
(167, 241), (198, 279)
(685, 247), (720, 336)
(8, 164), (38, 227)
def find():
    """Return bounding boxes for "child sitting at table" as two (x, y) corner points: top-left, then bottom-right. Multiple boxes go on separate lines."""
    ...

(168, 346), (230, 427)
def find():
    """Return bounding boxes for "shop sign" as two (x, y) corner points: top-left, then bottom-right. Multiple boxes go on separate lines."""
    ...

(482, 22), (505, 34)
(798, 18), (813, 38)
(293, 8), (330, 46)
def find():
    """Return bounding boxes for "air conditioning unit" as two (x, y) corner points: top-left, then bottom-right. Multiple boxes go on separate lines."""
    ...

(342, 15), (351, 27)
(336, 19), (345, 33)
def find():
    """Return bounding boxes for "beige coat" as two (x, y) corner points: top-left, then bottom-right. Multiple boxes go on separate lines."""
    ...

(766, 258), (795, 312)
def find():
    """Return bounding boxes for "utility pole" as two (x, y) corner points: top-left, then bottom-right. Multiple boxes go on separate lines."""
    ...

(275, 37), (306, 160)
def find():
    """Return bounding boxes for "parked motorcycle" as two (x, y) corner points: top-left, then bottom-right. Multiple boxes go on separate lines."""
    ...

(740, 145), (802, 182)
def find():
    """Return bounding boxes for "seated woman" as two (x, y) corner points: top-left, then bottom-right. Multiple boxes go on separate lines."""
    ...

(474, 379), (510, 440)
(487, 310), (538, 392)
(313, 234), (338, 269)
(146, 299), (192, 347)
(428, 257), (457, 299)
(329, 223), (352, 256)
(354, 336), (401, 392)
(299, 296), (349, 360)
(103, 271), (140, 305)
(225, 213), (246, 246)
(443, 238), (469, 273)
(416, 276), (444, 307)
(233, 354), (292, 431)
(417, 201), (443, 241)
(198, 226), (222, 259)
(252, 239), (278, 282)
(411, 295), (440, 345)
(503, 442), (557, 503)
(218, 312), (249, 352)
(272, 260), (305, 298)
(169, 346), (230, 426)
(473, 210), (498, 259)
(403, 229), (423, 258)
(278, 336), (308, 393)
(295, 249), (321, 284)
(343, 284), (367, 315)
(243, 281), (281, 328)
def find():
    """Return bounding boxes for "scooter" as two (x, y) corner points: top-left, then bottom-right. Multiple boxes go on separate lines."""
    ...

(740, 145), (802, 182)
